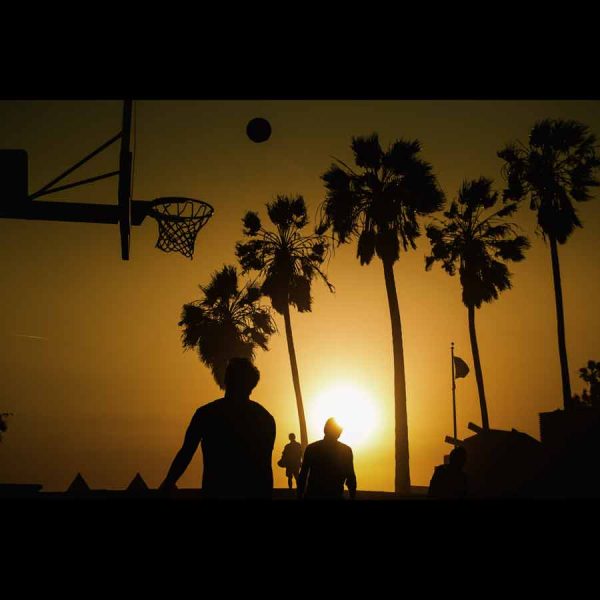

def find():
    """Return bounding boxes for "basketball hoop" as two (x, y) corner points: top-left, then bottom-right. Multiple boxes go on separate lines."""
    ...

(147, 197), (214, 259)
(0, 102), (216, 261)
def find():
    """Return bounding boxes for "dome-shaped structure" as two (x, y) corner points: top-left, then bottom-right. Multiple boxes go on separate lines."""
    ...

(459, 428), (546, 497)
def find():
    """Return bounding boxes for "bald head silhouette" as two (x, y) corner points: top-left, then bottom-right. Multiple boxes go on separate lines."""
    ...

(324, 417), (343, 440)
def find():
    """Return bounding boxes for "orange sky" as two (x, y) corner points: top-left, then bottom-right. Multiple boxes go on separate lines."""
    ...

(0, 100), (599, 492)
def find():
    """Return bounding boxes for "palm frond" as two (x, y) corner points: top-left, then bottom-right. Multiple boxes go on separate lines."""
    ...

(351, 134), (382, 169)
(242, 211), (262, 236)
(237, 197), (334, 315)
(382, 138), (421, 174)
(179, 266), (275, 389)
(317, 133), (446, 266)
(498, 118), (600, 243)
(357, 229), (376, 265)
(425, 178), (530, 308)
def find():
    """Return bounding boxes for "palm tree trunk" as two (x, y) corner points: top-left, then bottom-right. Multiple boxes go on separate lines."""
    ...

(382, 259), (411, 496)
(467, 304), (490, 430)
(549, 235), (572, 410)
(282, 303), (308, 450)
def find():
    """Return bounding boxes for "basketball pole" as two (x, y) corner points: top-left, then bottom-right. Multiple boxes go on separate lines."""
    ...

(451, 341), (457, 448)
(118, 100), (133, 260)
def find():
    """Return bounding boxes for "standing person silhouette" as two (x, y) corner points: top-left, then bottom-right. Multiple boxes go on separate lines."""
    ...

(159, 357), (276, 499)
(278, 433), (303, 489)
(428, 446), (468, 499)
(297, 418), (357, 500)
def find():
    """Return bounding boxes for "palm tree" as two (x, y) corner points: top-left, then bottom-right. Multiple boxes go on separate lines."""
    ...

(572, 359), (600, 408)
(425, 177), (530, 430)
(318, 134), (445, 495)
(236, 195), (333, 449)
(498, 119), (600, 411)
(179, 265), (276, 389)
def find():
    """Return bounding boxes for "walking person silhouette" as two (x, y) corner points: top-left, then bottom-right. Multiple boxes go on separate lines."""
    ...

(297, 418), (357, 500)
(277, 433), (303, 489)
(159, 357), (276, 499)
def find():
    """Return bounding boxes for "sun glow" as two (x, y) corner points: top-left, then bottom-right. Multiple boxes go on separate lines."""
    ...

(309, 383), (380, 448)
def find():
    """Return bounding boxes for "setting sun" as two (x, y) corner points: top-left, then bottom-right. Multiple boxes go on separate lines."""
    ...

(308, 383), (380, 448)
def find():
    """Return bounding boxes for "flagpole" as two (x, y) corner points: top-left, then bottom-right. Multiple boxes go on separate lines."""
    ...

(451, 341), (457, 447)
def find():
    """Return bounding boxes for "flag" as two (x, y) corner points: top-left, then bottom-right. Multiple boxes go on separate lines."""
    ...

(453, 356), (470, 379)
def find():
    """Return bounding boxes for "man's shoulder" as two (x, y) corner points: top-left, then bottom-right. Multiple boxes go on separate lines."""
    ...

(337, 441), (354, 454)
(303, 441), (318, 455)
(305, 440), (326, 454)
(195, 398), (226, 413)
(248, 399), (275, 420)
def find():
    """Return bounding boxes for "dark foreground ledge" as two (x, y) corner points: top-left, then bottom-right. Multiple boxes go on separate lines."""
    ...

(0, 483), (43, 497)
(0, 485), (428, 500)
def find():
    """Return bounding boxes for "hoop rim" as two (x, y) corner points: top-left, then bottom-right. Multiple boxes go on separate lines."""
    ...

(147, 196), (215, 222)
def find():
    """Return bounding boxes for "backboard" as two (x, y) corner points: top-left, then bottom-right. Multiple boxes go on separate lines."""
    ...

(0, 149), (28, 203)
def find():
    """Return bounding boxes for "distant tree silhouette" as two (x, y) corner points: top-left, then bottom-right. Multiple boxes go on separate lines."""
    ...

(318, 134), (444, 495)
(236, 195), (333, 449)
(179, 265), (276, 389)
(426, 178), (530, 430)
(498, 119), (600, 411)
(0, 413), (12, 442)
(572, 360), (600, 408)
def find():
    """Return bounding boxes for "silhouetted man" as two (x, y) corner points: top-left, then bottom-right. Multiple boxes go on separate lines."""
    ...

(278, 433), (303, 489)
(297, 418), (357, 500)
(428, 446), (468, 499)
(159, 357), (276, 499)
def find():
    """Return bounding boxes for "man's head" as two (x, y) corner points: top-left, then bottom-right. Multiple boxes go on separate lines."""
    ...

(289, 433), (296, 442)
(224, 357), (260, 398)
(449, 446), (467, 469)
(323, 417), (343, 440)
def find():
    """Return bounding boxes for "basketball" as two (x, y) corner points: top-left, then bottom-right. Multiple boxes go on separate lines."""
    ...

(246, 118), (271, 143)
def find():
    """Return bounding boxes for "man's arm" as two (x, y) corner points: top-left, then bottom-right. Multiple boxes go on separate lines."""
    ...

(280, 445), (289, 462)
(269, 415), (276, 452)
(268, 415), (276, 491)
(345, 447), (357, 500)
(296, 447), (311, 499)
(159, 411), (202, 491)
